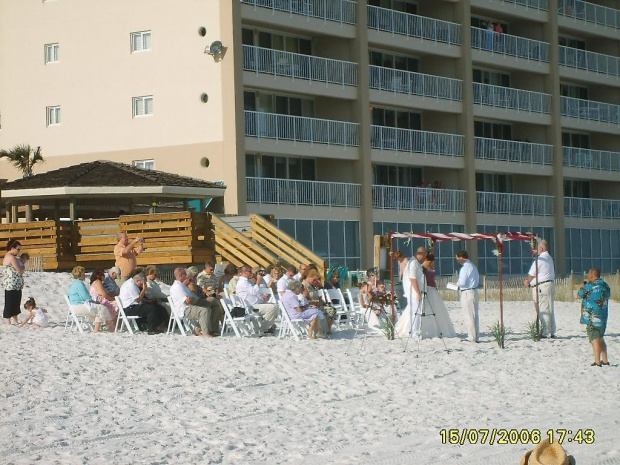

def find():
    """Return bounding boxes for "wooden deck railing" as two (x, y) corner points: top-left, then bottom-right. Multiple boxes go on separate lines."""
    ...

(0, 220), (72, 269)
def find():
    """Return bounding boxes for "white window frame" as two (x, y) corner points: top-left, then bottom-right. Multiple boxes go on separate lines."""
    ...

(133, 159), (155, 170)
(132, 96), (153, 118)
(45, 43), (59, 64)
(46, 106), (61, 126)
(131, 31), (152, 53)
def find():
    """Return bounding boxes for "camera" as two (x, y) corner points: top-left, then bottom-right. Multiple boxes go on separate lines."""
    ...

(259, 269), (266, 276)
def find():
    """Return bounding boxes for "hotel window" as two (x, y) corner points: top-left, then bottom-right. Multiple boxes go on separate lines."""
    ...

(46, 106), (61, 126)
(133, 160), (155, 170)
(131, 31), (152, 52)
(132, 96), (153, 117)
(45, 43), (59, 64)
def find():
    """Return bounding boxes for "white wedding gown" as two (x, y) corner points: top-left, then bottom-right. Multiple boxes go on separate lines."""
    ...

(395, 267), (456, 339)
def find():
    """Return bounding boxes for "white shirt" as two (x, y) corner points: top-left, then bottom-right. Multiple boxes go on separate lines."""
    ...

(119, 279), (141, 308)
(456, 260), (479, 290)
(527, 251), (555, 286)
(263, 274), (273, 286)
(277, 275), (292, 295)
(293, 272), (301, 281)
(169, 281), (194, 317)
(236, 276), (269, 306)
(404, 259), (424, 299)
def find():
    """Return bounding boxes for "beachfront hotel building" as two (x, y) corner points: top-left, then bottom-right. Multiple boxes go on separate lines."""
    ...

(0, 0), (619, 275)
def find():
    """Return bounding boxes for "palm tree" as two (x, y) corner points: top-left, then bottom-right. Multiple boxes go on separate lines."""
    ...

(0, 144), (44, 177)
(0, 144), (45, 221)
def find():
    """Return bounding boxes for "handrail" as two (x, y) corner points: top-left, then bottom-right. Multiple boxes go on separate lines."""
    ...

(240, 0), (357, 25)
(243, 45), (358, 86)
(476, 192), (555, 216)
(561, 96), (620, 124)
(250, 214), (326, 276)
(371, 125), (464, 157)
(210, 213), (276, 268)
(369, 65), (462, 101)
(471, 26), (549, 63)
(563, 147), (620, 172)
(244, 110), (359, 147)
(475, 137), (553, 165)
(372, 185), (466, 212)
(558, 0), (620, 30)
(367, 5), (461, 45)
(564, 197), (620, 219)
(474, 83), (552, 113)
(559, 45), (620, 77)
(246, 177), (361, 208)
(501, 0), (548, 11)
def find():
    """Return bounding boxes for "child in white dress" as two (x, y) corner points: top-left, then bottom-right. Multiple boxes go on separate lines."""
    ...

(19, 297), (49, 328)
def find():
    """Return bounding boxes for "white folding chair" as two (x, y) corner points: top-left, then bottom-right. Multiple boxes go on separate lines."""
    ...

(277, 300), (307, 341)
(267, 287), (278, 303)
(63, 296), (94, 333)
(325, 288), (350, 330)
(220, 298), (254, 338)
(114, 297), (142, 335)
(166, 296), (195, 336)
(346, 288), (366, 328)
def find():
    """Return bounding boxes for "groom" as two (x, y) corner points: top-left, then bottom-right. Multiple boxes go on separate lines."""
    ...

(407, 247), (428, 338)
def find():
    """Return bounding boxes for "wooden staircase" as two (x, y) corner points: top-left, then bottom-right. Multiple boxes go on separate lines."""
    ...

(211, 214), (326, 275)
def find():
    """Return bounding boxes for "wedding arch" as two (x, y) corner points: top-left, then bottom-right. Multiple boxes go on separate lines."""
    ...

(383, 231), (540, 348)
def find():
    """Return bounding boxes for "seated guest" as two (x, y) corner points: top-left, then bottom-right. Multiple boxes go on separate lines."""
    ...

(144, 265), (170, 315)
(170, 268), (220, 337)
(264, 265), (282, 295)
(217, 263), (237, 297)
(227, 267), (242, 295)
(185, 266), (206, 298)
(303, 268), (335, 334)
(196, 261), (224, 308)
(186, 266), (223, 322)
(277, 265), (296, 296)
(119, 272), (168, 334)
(366, 268), (378, 292)
(89, 268), (119, 321)
(236, 265), (279, 333)
(281, 280), (325, 339)
(67, 266), (116, 333)
(104, 267), (121, 296)
(324, 270), (341, 290)
(293, 263), (308, 281)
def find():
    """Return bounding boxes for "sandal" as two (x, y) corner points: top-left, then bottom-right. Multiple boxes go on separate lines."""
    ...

(601, 362), (610, 366)
(591, 362), (601, 367)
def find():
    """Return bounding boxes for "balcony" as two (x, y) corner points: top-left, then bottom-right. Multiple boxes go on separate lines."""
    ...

(563, 147), (620, 172)
(500, 0), (548, 11)
(475, 137), (553, 165)
(558, 0), (620, 30)
(561, 97), (620, 124)
(559, 46), (620, 78)
(367, 6), (461, 45)
(371, 125), (464, 158)
(372, 185), (466, 212)
(369, 65), (462, 102)
(565, 197), (620, 220)
(243, 45), (357, 87)
(240, 0), (357, 25)
(474, 83), (552, 114)
(247, 177), (361, 208)
(244, 110), (359, 147)
(471, 27), (549, 63)
(477, 192), (554, 216)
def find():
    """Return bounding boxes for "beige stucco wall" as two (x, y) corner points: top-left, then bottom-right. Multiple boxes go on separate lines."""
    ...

(0, 0), (241, 212)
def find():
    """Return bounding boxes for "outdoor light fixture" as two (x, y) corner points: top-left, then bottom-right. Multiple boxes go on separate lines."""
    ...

(205, 40), (223, 56)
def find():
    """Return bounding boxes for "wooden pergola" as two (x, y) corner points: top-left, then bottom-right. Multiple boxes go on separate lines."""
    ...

(384, 230), (540, 348)
(1, 160), (226, 222)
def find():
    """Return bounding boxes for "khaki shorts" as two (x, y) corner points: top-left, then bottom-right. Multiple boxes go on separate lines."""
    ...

(587, 324), (606, 343)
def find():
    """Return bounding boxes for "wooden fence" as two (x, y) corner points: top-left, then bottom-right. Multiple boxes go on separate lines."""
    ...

(0, 220), (72, 269)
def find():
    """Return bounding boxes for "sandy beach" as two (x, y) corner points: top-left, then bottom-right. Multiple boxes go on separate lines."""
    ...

(1, 271), (618, 464)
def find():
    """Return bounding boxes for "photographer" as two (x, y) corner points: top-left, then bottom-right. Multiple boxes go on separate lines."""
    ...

(113, 231), (144, 285)
(578, 268), (611, 367)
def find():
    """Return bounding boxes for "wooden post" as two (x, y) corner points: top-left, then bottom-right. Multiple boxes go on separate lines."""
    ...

(498, 251), (504, 349)
(373, 234), (381, 275)
(388, 232), (395, 339)
(11, 203), (18, 223)
(5, 202), (11, 223)
(483, 275), (487, 302)
(199, 198), (206, 213)
(69, 198), (77, 220)
(128, 199), (134, 215)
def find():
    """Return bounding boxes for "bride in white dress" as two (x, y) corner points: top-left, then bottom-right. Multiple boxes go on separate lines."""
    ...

(419, 254), (456, 338)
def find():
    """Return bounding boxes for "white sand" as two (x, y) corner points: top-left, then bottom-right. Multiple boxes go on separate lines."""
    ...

(1, 272), (618, 464)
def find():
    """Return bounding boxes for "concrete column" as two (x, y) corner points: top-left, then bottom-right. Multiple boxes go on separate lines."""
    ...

(545, 0), (566, 275)
(456, 0), (479, 262)
(352, 1), (374, 268)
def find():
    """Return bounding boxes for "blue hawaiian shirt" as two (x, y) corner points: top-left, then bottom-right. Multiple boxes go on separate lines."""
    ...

(578, 278), (610, 328)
